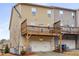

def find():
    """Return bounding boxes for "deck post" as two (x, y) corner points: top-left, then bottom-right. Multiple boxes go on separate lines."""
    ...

(59, 33), (62, 53)
(25, 33), (32, 51)
(52, 29), (55, 50)
(26, 33), (29, 49)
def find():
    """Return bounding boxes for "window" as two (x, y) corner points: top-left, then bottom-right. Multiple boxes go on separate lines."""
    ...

(72, 12), (74, 16)
(32, 7), (37, 15)
(47, 10), (52, 17)
(59, 10), (63, 14)
(72, 12), (75, 19)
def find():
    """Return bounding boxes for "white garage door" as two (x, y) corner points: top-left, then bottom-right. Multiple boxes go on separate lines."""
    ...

(62, 40), (75, 49)
(30, 41), (51, 52)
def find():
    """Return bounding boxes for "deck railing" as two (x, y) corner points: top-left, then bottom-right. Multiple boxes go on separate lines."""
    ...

(21, 21), (79, 35)
(60, 26), (79, 34)
(21, 24), (54, 35)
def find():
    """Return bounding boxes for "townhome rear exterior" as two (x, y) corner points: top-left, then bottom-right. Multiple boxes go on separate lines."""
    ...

(9, 3), (79, 54)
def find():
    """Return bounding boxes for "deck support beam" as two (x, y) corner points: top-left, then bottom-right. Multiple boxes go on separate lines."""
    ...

(25, 33), (32, 50)
(53, 29), (62, 53)
(59, 33), (62, 53)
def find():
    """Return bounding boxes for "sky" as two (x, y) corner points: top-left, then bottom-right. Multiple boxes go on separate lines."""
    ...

(0, 3), (15, 40)
(0, 3), (79, 40)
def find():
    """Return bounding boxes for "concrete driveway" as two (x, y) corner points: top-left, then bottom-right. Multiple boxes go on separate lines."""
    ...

(1, 50), (79, 56)
(34, 50), (79, 56)
(35, 52), (65, 56)
(63, 50), (79, 56)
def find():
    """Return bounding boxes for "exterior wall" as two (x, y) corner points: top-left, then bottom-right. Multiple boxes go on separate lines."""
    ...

(63, 35), (77, 49)
(76, 10), (79, 27)
(62, 39), (75, 49)
(10, 4), (55, 54)
(10, 4), (79, 54)
(76, 35), (79, 49)
(54, 9), (61, 23)
(10, 5), (22, 54)
(21, 5), (54, 27)
(54, 9), (76, 27)
(20, 4), (55, 52)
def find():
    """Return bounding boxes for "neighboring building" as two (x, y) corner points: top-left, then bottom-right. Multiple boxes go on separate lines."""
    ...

(9, 3), (79, 54)
(0, 39), (10, 51)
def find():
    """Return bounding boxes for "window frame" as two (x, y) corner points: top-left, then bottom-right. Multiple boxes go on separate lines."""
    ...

(72, 12), (75, 19)
(72, 12), (74, 16)
(59, 10), (64, 15)
(32, 7), (37, 16)
(47, 10), (52, 17)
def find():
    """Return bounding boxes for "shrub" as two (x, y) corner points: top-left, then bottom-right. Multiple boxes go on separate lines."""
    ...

(21, 50), (26, 56)
(4, 44), (10, 53)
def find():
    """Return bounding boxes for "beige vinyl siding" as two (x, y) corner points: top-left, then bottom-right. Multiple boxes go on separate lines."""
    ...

(54, 9), (76, 27)
(21, 5), (54, 27)
(10, 6), (21, 48)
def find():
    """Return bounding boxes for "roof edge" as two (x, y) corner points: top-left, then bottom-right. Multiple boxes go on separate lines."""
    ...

(14, 3), (76, 11)
(9, 7), (14, 30)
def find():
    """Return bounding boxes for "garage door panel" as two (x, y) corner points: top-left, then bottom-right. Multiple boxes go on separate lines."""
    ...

(62, 40), (75, 49)
(30, 41), (51, 52)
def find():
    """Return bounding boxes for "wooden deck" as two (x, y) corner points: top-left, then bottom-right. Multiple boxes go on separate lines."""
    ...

(21, 25), (79, 36)
(21, 20), (79, 36)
